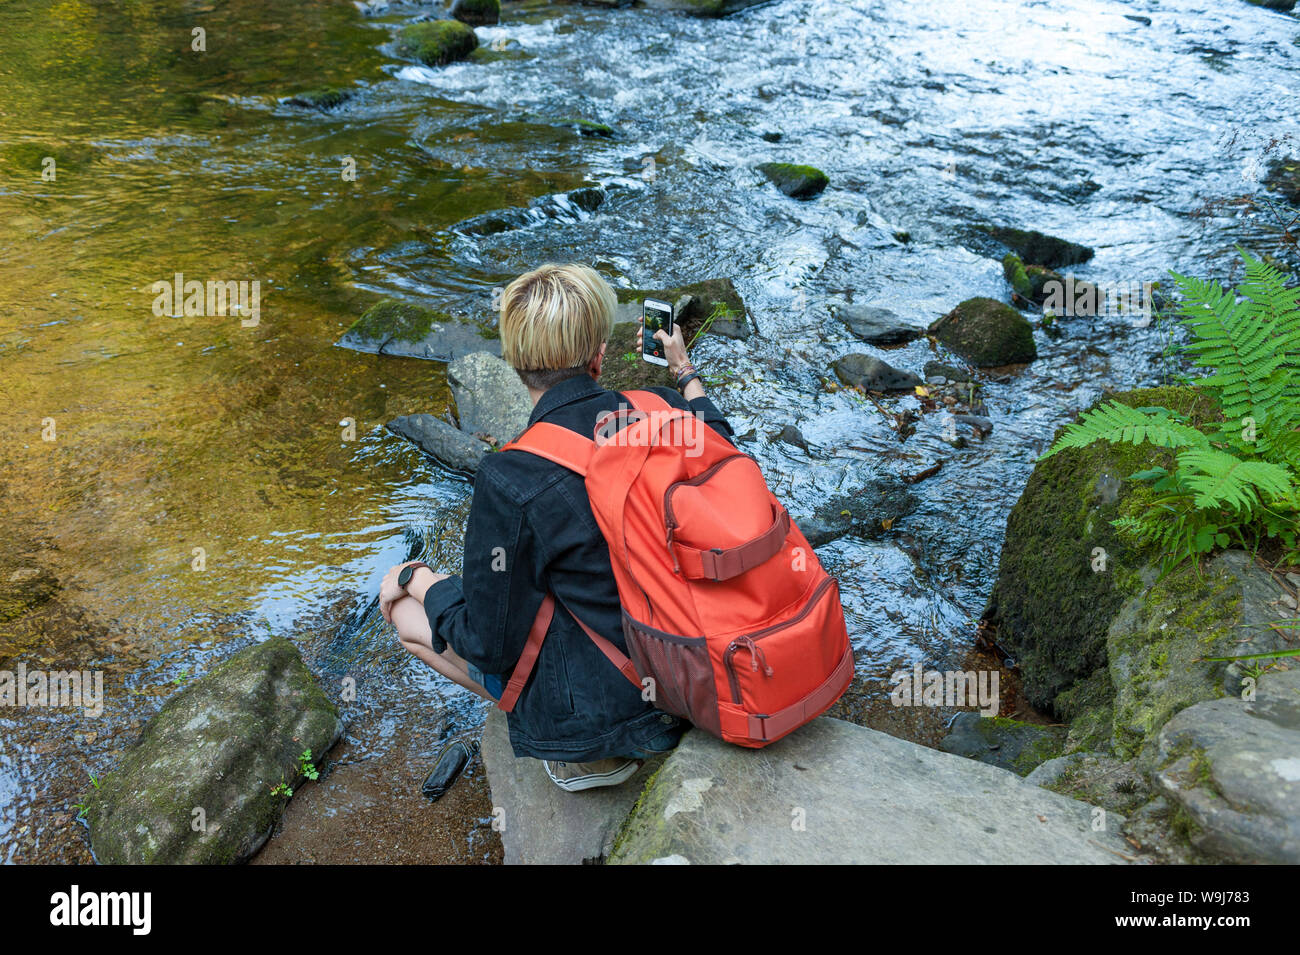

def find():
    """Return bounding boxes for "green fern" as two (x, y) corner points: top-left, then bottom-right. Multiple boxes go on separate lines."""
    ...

(1041, 401), (1208, 458)
(1038, 250), (1300, 568)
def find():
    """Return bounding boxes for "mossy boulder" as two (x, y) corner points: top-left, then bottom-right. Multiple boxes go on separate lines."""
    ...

(450, 0), (500, 26)
(983, 386), (1216, 712)
(928, 297), (1036, 367)
(1107, 551), (1298, 763)
(1003, 254), (1102, 314)
(283, 87), (354, 111)
(970, 226), (1094, 269)
(563, 118), (618, 138)
(86, 637), (343, 864)
(396, 20), (478, 67)
(757, 162), (829, 199)
(338, 298), (498, 361)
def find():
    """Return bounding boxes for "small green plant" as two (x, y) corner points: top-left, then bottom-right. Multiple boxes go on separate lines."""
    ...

(687, 301), (736, 350)
(622, 350), (638, 363)
(1041, 250), (1300, 571)
(271, 782), (293, 798)
(298, 749), (319, 781)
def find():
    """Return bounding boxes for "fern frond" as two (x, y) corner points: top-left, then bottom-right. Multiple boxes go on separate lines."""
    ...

(1174, 447), (1294, 512)
(1170, 258), (1295, 423)
(1040, 401), (1209, 460)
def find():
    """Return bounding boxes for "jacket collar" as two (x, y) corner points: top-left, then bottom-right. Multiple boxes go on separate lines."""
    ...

(527, 372), (604, 427)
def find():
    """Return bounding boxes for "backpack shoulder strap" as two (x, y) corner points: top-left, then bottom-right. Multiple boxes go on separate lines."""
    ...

(622, 388), (674, 414)
(497, 593), (640, 712)
(499, 422), (596, 475)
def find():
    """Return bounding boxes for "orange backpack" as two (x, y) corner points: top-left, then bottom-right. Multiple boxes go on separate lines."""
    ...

(495, 389), (853, 748)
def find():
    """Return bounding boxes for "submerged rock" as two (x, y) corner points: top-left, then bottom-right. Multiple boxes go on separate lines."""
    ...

(450, 0), (500, 26)
(836, 304), (922, 345)
(831, 353), (922, 392)
(86, 637), (343, 864)
(968, 226), (1094, 269)
(386, 414), (489, 473)
(793, 477), (918, 548)
(608, 718), (1132, 864)
(757, 162), (829, 199)
(1152, 666), (1300, 864)
(940, 714), (1066, 776)
(450, 186), (607, 237)
(396, 20), (479, 67)
(448, 351), (532, 447)
(283, 87), (354, 111)
(1244, 0), (1296, 10)
(1263, 156), (1300, 204)
(929, 297), (1036, 367)
(0, 563), (59, 624)
(337, 298), (498, 361)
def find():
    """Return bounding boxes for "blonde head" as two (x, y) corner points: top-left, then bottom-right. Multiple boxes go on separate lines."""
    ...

(499, 264), (616, 382)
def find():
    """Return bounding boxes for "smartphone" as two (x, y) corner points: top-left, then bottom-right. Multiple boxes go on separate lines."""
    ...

(641, 298), (672, 366)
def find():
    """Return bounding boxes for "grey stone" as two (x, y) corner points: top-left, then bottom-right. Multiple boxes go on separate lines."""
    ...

(837, 305), (923, 346)
(386, 414), (489, 473)
(480, 708), (668, 864)
(923, 361), (972, 383)
(448, 351), (532, 447)
(831, 353), (922, 392)
(940, 713), (1066, 776)
(337, 298), (498, 363)
(775, 424), (809, 451)
(86, 637), (343, 864)
(1150, 666), (1300, 863)
(609, 718), (1132, 864)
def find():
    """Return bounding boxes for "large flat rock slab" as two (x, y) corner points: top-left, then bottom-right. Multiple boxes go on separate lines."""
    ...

(609, 718), (1131, 864)
(481, 708), (666, 864)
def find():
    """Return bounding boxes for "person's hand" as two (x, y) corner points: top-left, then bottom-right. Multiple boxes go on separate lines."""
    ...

(379, 562), (414, 625)
(654, 323), (691, 378)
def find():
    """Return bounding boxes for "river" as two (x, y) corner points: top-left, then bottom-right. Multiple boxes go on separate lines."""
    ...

(1, 0), (1297, 863)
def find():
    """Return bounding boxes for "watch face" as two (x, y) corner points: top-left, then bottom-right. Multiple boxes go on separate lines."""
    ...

(398, 565), (414, 587)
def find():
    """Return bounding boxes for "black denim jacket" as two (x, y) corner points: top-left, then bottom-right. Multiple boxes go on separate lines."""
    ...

(423, 373), (735, 761)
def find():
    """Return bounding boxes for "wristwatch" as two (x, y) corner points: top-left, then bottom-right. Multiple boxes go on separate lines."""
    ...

(397, 562), (431, 589)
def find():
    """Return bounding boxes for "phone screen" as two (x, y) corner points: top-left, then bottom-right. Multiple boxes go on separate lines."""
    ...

(642, 302), (672, 362)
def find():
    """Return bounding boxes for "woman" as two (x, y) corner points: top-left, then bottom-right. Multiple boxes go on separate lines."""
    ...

(380, 263), (734, 791)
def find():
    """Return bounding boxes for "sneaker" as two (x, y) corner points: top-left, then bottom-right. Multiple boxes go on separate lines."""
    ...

(542, 757), (641, 792)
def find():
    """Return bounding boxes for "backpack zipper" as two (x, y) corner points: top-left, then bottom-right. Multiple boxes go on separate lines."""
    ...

(723, 576), (837, 704)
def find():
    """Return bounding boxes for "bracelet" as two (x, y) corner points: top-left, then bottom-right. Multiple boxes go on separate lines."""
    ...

(674, 362), (696, 383)
(676, 372), (701, 392)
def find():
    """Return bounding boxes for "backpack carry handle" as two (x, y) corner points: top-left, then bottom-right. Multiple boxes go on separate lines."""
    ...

(669, 503), (791, 581)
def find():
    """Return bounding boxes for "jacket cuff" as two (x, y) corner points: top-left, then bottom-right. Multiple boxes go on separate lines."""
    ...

(422, 574), (464, 654)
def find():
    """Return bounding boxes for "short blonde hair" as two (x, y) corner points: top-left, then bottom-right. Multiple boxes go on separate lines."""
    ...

(500, 264), (616, 381)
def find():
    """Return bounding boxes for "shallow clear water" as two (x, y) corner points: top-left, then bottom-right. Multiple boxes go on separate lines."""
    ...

(1, 0), (1297, 861)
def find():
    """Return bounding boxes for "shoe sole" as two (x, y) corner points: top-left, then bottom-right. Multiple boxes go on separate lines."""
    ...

(544, 759), (641, 793)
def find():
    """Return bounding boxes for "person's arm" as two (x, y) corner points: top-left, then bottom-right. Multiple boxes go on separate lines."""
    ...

(653, 322), (735, 440)
(421, 463), (543, 675)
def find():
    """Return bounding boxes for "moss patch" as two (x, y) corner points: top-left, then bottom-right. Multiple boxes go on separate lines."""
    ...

(397, 20), (479, 67)
(757, 162), (829, 199)
(347, 298), (449, 345)
(928, 296), (1036, 367)
(284, 87), (353, 111)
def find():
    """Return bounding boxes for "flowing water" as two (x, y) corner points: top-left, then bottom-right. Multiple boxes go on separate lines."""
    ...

(1, 0), (1297, 862)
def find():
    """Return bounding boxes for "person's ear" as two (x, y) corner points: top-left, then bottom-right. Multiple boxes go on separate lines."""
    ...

(589, 342), (606, 378)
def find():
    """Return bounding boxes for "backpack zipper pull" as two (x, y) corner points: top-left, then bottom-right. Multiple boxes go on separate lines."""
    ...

(737, 636), (774, 677)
